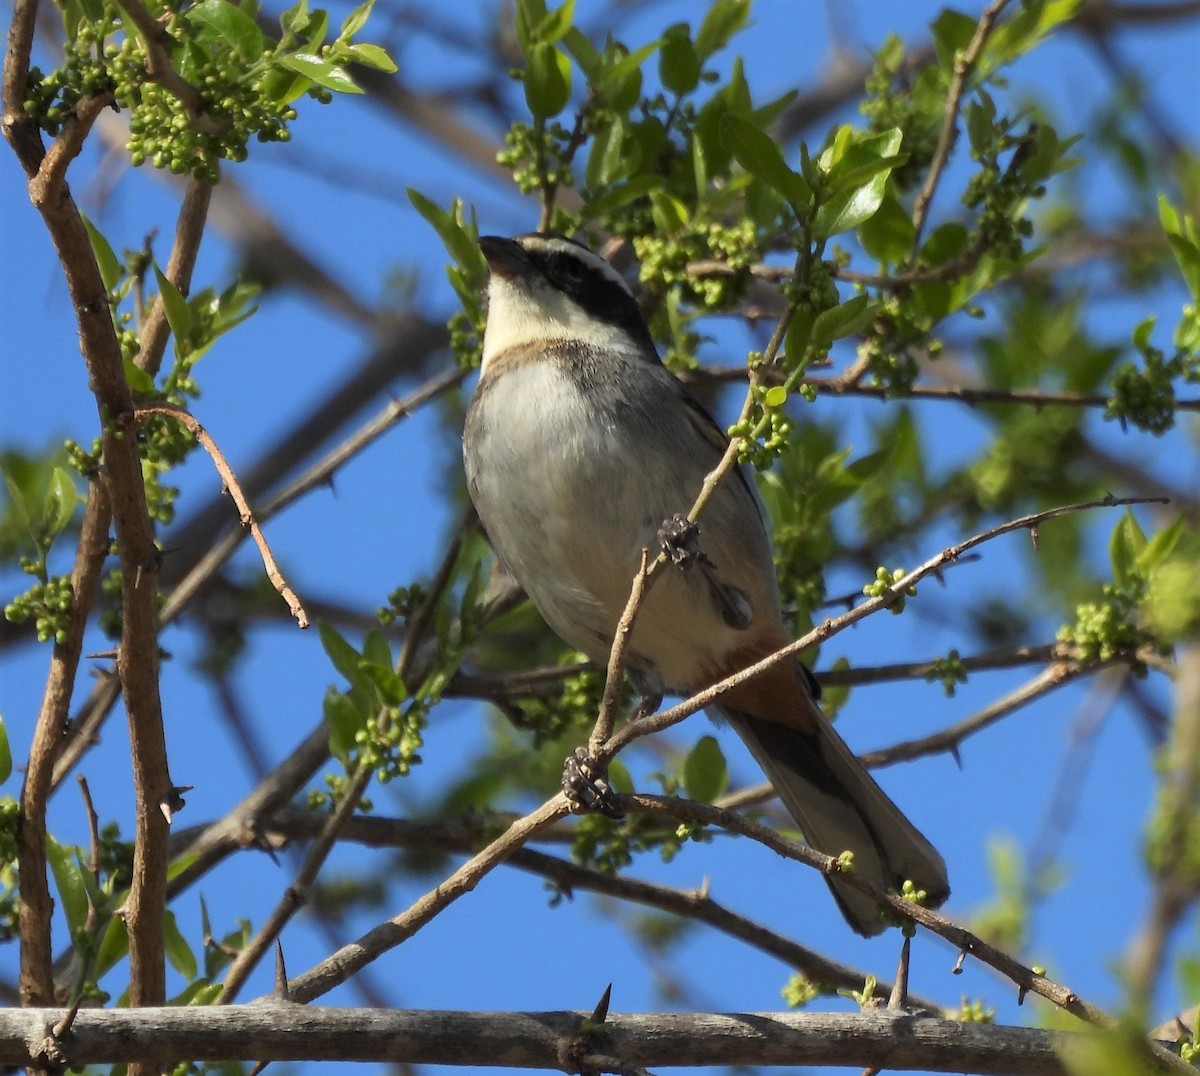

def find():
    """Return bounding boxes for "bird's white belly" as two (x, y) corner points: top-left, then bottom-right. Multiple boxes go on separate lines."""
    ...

(466, 360), (740, 691)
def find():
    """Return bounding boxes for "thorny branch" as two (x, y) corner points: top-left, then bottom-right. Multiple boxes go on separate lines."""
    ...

(134, 404), (310, 628)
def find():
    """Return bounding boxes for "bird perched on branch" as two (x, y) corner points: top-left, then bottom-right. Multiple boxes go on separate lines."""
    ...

(462, 232), (949, 935)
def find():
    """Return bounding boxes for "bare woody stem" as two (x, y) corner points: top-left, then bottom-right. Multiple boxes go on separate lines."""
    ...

(4, 0), (172, 1028)
(134, 404), (310, 628)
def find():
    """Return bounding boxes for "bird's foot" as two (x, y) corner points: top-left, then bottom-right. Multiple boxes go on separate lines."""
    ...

(632, 694), (662, 721)
(562, 747), (623, 819)
(657, 514), (713, 571)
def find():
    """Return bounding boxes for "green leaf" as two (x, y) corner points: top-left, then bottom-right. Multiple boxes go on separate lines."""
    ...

(1109, 512), (1146, 588)
(186, 0), (264, 62)
(583, 175), (661, 220)
(262, 65), (311, 103)
(0, 714), (11, 784)
(317, 621), (362, 684)
(649, 191), (689, 234)
(986, 0), (1083, 68)
(170, 979), (222, 1006)
(41, 467), (78, 539)
(514, 0), (547, 55)
(81, 215), (120, 292)
(406, 191), (486, 282)
(46, 837), (89, 937)
(921, 222), (970, 266)
(123, 358), (156, 395)
(607, 757), (633, 795)
(659, 23), (700, 96)
(586, 115), (627, 189)
(1138, 515), (1186, 574)
(279, 53), (363, 94)
(721, 114), (811, 211)
(279, 0), (310, 37)
(359, 660), (407, 706)
(338, 0), (373, 39)
(94, 913), (130, 979)
(812, 294), (872, 347)
(815, 128), (905, 238)
(362, 629), (392, 670)
(1159, 195), (1200, 299)
(858, 193), (916, 265)
(163, 910), (198, 980)
(153, 264), (193, 344)
(930, 8), (977, 68)
(535, 0), (575, 45)
(525, 41), (572, 118)
(695, 0), (750, 60)
(784, 305), (814, 366)
(560, 26), (600, 80)
(324, 687), (364, 763)
(684, 735), (728, 803)
(343, 42), (397, 72)
(594, 40), (659, 109)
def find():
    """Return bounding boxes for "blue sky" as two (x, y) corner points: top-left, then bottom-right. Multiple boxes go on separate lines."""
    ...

(3, 2), (1200, 1073)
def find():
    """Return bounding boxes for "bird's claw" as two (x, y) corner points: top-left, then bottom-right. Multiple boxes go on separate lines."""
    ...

(562, 747), (623, 819)
(657, 514), (713, 571)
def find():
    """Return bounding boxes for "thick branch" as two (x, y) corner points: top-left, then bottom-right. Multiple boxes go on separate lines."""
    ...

(0, 1005), (1146, 1073)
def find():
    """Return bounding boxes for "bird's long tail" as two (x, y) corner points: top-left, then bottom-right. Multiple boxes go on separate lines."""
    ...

(720, 702), (949, 936)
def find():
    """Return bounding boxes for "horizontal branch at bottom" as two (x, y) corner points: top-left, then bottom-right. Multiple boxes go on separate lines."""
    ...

(4, 1006), (1135, 1073)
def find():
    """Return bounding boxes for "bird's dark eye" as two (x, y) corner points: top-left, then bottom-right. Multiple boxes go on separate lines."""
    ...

(548, 254), (587, 290)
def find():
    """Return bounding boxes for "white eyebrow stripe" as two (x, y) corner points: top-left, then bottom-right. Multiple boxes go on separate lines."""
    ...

(515, 234), (633, 295)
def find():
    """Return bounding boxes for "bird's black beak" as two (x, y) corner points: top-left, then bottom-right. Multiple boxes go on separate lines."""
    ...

(479, 235), (530, 280)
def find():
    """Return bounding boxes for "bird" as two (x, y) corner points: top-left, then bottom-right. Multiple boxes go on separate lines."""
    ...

(462, 231), (949, 935)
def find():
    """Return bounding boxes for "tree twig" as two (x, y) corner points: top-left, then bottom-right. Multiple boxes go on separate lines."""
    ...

(909, 0), (1014, 251)
(135, 404), (310, 628)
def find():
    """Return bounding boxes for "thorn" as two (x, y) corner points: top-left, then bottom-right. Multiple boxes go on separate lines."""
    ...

(274, 940), (290, 1000)
(85, 648), (120, 660)
(588, 983), (612, 1025)
(159, 784), (192, 824)
(51, 991), (85, 1038)
(1029, 524), (1040, 551)
(887, 935), (910, 1010)
(949, 743), (963, 770)
(953, 948), (967, 975)
(134, 548), (165, 589)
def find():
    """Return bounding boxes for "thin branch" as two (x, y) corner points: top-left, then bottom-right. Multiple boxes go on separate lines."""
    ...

(687, 365), (1200, 416)
(16, 479), (111, 1006)
(51, 367), (465, 796)
(136, 177), (213, 379)
(219, 508), (475, 1000)
(259, 805), (945, 1014)
(113, 0), (227, 135)
(159, 364), (465, 625)
(284, 796), (571, 1003)
(33, 92), (115, 199)
(591, 548), (650, 752)
(617, 797), (1098, 1037)
(861, 660), (1101, 769)
(135, 404), (310, 628)
(909, 0), (1013, 251)
(166, 722), (332, 899)
(599, 496), (1170, 762)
